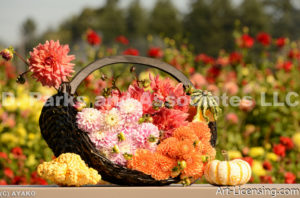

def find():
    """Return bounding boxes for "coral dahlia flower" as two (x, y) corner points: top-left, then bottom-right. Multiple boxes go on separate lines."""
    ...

(28, 40), (75, 89)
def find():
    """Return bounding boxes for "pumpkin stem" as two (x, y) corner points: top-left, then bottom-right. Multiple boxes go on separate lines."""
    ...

(222, 150), (229, 161)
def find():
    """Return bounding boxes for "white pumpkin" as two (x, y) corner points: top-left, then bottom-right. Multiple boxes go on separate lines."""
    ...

(204, 158), (251, 185)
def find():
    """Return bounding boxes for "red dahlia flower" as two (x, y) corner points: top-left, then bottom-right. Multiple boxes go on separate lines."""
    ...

(276, 37), (286, 48)
(262, 161), (272, 171)
(11, 147), (23, 157)
(115, 35), (129, 45)
(0, 180), (7, 185)
(280, 136), (294, 150)
(260, 175), (273, 183)
(86, 29), (101, 46)
(229, 52), (242, 65)
(0, 152), (7, 159)
(284, 172), (296, 184)
(123, 48), (139, 56)
(4, 167), (14, 178)
(195, 53), (214, 65)
(273, 144), (286, 157)
(148, 47), (163, 58)
(28, 40), (75, 89)
(237, 34), (254, 48)
(256, 32), (271, 46)
(242, 157), (253, 167)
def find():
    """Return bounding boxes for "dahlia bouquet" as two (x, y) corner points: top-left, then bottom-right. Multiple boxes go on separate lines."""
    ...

(2, 40), (221, 185)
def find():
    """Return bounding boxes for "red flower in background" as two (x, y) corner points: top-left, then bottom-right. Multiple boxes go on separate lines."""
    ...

(260, 175), (273, 183)
(0, 152), (7, 159)
(4, 167), (14, 178)
(283, 61), (293, 72)
(123, 48), (139, 56)
(276, 37), (286, 48)
(229, 52), (242, 65)
(11, 176), (27, 185)
(11, 147), (23, 158)
(115, 35), (129, 45)
(30, 172), (48, 185)
(284, 172), (296, 184)
(148, 47), (163, 58)
(288, 49), (300, 59)
(0, 180), (7, 185)
(237, 34), (254, 48)
(242, 157), (253, 167)
(256, 32), (271, 46)
(263, 161), (272, 171)
(86, 29), (101, 46)
(280, 136), (294, 150)
(273, 144), (286, 157)
(195, 53), (215, 65)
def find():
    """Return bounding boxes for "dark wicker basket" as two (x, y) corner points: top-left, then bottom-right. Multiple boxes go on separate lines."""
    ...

(39, 55), (217, 186)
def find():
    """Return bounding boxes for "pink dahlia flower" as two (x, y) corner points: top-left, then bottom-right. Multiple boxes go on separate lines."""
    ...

(76, 108), (103, 133)
(102, 108), (125, 133)
(118, 98), (143, 123)
(132, 123), (159, 149)
(28, 40), (75, 89)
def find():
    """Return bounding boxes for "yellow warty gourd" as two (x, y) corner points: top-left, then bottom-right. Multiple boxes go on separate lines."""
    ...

(37, 153), (101, 187)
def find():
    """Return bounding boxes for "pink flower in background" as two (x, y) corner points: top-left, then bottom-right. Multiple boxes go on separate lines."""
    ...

(237, 34), (254, 48)
(256, 32), (271, 46)
(216, 56), (229, 66)
(223, 81), (239, 95)
(86, 29), (101, 46)
(207, 84), (219, 95)
(123, 48), (139, 56)
(28, 40), (75, 88)
(239, 99), (255, 112)
(76, 108), (103, 133)
(190, 73), (207, 88)
(226, 113), (239, 124)
(148, 47), (163, 58)
(195, 53), (214, 65)
(116, 35), (129, 45)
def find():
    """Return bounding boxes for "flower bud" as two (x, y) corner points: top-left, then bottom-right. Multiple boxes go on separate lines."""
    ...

(178, 160), (187, 169)
(123, 153), (132, 160)
(16, 75), (26, 84)
(112, 145), (120, 154)
(148, 135), (157, 143)
(0, 47), (14, 61)
(118, 132), (126, 141)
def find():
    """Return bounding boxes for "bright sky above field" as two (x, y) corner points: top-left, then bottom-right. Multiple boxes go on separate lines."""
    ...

(1, 0), (300, 46)
(0, 0), (190, 46)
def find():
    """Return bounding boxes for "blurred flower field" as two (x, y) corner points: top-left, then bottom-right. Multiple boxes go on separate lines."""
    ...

(1, 28), (300, 184)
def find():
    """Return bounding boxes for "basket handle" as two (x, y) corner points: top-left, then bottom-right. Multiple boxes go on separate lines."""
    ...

(67, 55), (194, 95)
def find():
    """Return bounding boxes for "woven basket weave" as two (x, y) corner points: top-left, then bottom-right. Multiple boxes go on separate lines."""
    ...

(39, 55), (217, 186)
